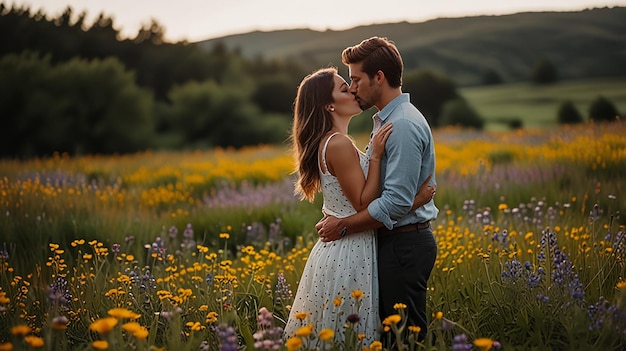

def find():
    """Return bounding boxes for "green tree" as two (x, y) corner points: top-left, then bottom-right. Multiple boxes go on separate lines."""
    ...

(0, 51), (52, 157)
(251, 75), (297, 114)
(440, 98), (485, 129)
(531, 59), (557, 85)
(0, 52), (154, 157)
(165, 80), (288, 148)
(51, 57), (154, 154)
(557, 100), (584, 124)
(403, 69), (459, 127)
(589, 96), (619, 122)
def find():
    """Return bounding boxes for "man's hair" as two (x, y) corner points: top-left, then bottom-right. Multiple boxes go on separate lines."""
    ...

(341, 36), (403, 88)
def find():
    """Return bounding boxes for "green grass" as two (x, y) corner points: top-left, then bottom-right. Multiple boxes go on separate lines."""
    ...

(460, 78), (626, 131)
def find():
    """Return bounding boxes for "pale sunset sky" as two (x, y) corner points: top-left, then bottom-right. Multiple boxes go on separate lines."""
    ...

(8, 0), (626, 42)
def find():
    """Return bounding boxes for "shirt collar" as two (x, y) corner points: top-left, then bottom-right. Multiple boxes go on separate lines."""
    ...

(377, 93), (410, 122)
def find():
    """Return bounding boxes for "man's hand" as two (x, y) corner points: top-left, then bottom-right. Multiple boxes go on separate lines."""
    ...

(315, 215), (344, 242)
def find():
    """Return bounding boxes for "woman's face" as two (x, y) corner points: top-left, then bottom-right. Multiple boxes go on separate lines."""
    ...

(331, 74), (362, 117)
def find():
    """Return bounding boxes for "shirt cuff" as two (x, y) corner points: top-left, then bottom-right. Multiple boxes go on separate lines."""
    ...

(367, 200), (397, 230)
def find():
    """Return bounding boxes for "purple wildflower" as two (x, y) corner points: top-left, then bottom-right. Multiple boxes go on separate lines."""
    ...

(274, 272), (293, 305)
(253, 307), (283, 350)
(47, 277), (72, 311)
(588, 296), (626, 333)
(148, 236), (167, 260)
(452, 334), (473, 350)
(215, 324), (238, 351)
(168, 225), (178, 239)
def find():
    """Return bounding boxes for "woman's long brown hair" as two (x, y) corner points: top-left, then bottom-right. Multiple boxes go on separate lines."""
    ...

(291, 67), (337, 202)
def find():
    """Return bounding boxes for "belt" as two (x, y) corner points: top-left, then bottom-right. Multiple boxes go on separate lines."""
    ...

(378, 221), (430, 236)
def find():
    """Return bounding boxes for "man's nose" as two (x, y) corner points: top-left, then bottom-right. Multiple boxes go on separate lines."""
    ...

(349, 83), (357, 94)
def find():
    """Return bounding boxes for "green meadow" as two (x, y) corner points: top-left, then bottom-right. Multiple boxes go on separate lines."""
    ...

(1, 121), (625, 350)
(461, 78), (626, 130)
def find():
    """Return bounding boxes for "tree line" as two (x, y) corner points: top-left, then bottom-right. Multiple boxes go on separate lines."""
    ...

(0, 3), (620, 158)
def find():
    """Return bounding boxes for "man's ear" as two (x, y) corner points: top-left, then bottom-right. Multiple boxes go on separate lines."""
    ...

(374, 70), (385, 85)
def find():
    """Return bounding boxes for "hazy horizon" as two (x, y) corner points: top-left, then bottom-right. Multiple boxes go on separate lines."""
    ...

(8, 0), (626, 42)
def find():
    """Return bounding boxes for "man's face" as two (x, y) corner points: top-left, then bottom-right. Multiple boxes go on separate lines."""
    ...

(348, 62), (379, 111)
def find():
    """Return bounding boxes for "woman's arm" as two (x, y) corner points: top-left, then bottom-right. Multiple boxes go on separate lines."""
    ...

(411, 174), (435, 211)
(325, 124), (392, 212)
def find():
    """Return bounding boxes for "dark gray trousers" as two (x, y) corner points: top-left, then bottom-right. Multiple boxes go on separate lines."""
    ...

(377, 227), (437, 343)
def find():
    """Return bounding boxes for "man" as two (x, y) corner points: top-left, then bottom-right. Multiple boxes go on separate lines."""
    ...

(315, 36), (438, 343)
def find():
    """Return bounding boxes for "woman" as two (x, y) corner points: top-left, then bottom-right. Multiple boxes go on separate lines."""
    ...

(284, 67), (434, 345)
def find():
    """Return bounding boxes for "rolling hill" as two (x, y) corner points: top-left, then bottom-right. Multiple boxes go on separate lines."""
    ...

(196, 7), (626, 86)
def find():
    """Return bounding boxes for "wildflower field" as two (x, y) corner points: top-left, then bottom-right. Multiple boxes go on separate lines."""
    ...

(1, 121), (625, 351)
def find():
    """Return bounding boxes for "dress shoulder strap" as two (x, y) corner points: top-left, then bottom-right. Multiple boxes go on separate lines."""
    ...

(320, 132), (341, 174)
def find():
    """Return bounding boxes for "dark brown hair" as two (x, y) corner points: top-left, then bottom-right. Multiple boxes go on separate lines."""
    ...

(341, 36), (403, 88)
(291, 67), (337, 201)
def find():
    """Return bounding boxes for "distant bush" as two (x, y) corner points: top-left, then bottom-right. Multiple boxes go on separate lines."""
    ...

(251, 75), (297, 114)
(404, 69), (460, 127)
(481, 69), (503, 85)
(440, 98), (485, 129)
(531, 59), (558, 85)
(507, 118), (524, 130)
(589, 96), (619, 122)
(162, 80), (289, 148)
(557, 100), (584, 124)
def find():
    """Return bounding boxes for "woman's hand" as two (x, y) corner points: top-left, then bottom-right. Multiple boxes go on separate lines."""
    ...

(411, 174), (436, 211)
(369, 123), (393, 161)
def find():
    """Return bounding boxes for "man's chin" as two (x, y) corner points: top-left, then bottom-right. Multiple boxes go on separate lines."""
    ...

(358, 103), (372, 110)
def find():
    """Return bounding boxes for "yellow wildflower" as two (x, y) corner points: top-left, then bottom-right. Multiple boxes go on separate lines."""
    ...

(206, 311), (219, 323)
(318, 328), (334, 341)
(294, 312), (308, 321)
(617, 281), (626, 290)
(108, 308), (141, 320)
(133, 326), (149, 340)
(351, 289), (364, 300)
(71, 239), (85, 247)
(104, 289), (125, 297)
(0, 293), (9, 304)
(122, 322), (142, 333)
(408, 325), (421, 333)
(285, 337), (303, 351)
(369, 341), (383, 351)
(24, 336), (44, 348)
(474, 337), (494, 351)
(382, 314), (402, 325)
(435, 311), (443, 320)
(0, 342), (13, 351)
(393, 303), (407, 310)
(10, 324), (31, 337)
(186, 321), (203, 331)
(89, 317), (118, 335)
(219, 233), (230, 239)
(294, 324), (313, 337)
(333, 296), (343, 307)
(92, 340), (109, 350)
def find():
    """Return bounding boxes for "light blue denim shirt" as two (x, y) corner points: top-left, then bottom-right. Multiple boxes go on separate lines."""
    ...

(366, 93), (439, 229)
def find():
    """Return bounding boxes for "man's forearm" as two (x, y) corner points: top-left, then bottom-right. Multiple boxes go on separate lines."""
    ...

(340, 209), (383, 236)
